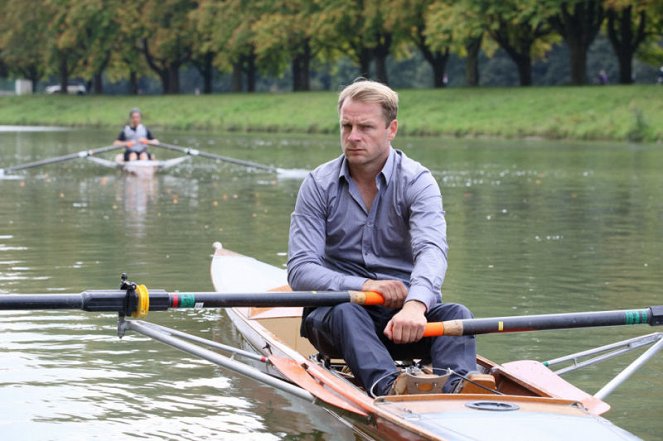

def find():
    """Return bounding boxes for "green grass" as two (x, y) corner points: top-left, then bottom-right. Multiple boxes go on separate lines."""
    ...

(1, 85), (661, 142)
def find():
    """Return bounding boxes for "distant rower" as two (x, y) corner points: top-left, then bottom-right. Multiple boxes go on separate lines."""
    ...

(114, 108), (159, 161)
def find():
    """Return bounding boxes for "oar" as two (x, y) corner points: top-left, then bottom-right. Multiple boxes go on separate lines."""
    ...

(0, 288), (660, 335)
(0, 145), (123, 174)
(157, 142), (310, 178)
(0, 289), (386, 317)
(422, 306), (663, 337)
(157, 142), (280, 173)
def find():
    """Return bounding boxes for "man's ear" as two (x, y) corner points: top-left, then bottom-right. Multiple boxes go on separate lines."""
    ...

(387, 119), (398, 141)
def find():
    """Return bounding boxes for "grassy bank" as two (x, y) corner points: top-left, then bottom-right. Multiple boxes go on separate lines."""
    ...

(0, 85), (661, 142)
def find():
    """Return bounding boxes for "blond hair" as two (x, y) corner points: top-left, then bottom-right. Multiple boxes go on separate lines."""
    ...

(338, 79), (398, 125)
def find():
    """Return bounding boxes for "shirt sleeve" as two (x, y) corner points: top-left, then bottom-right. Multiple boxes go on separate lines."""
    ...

(117, 130), (126, 141)
(287, 175), (367, 291)
(404, 172), (448, 311)
(146, 129), (155, 140)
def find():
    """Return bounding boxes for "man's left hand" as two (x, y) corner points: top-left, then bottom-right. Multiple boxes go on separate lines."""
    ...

(384, 300), (427, 344)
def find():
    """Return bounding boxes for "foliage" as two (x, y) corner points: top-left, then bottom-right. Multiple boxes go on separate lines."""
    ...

(0, 0), (661, 93)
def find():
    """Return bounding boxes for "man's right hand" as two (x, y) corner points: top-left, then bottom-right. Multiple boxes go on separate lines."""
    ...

(362, 279), (408, 308)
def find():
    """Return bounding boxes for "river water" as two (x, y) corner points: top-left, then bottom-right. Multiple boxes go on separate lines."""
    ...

(0, 127), (661, 440)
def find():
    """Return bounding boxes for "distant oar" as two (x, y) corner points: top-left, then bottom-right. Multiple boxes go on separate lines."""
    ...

(422, 306), (663, 337)
(156, 142), (308, 178)
(0, 145), (122, 175)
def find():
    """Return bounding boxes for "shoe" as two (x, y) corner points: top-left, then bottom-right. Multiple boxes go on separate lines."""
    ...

(389, 367), (451, 395)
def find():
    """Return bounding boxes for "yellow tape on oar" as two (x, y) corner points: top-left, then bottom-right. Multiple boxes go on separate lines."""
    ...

(131, 284), (150, 319)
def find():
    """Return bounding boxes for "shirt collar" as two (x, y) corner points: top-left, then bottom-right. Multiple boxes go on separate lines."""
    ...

(339, 147), (396, 189)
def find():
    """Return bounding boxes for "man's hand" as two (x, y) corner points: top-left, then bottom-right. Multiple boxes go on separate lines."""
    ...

(384, 300), (427, 344)
(126, 140), (135, 148)
(362, 279), (407, 308)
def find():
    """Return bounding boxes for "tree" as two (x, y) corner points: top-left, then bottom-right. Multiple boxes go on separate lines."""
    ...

(194, 0), (260, 92)
(605, 0), (650, 84)
(400, 0), (452, 88)
(57, 0), (125, 94)
(427, 0), (486, 87)
(141, 0), (196, 94)
(548, 0), (605, 85)
(252, 0), (326, 91)
(43, 0), (88, 94)
(0, 0), (49, 89)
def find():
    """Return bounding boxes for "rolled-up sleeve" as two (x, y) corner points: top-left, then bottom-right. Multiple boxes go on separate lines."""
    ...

(287, 174), (367, 291)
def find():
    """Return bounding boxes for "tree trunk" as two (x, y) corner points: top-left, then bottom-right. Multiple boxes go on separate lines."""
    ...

(157, 70), (170, 94)
(568, 40), (588, 86)
(166, 64), (180, 94)
(291, 40), (311, 92)
(231, 62), (243, 92)
(93, 72), (103, 94)
(465, 35), (482, 87)
(373, 33), (392, 85)
(196, 52), (214, 94)
(245, 54), (256, 93)
(607, 6), (647, 85)
(358, 47), (372, 79)
(128, 71), (139, 95)
(549, 1), (605, 85)
(59, 56), (68, 94)
(515, 55), (533, 86)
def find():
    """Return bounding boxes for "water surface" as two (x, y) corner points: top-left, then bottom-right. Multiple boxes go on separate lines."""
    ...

(0, 128), (661, 440)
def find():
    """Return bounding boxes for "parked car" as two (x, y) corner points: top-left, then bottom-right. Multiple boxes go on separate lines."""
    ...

(45, 83), (87, 95)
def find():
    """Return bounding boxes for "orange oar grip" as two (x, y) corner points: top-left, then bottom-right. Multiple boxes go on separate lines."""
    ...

(362, 291), (385, 305)
(348, 290), (385, 305)
(423, 322), (445, 337)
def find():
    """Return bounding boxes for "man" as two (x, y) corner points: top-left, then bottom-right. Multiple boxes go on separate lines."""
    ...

(287, 79), (476, 397)
(114, 108), (159, 161)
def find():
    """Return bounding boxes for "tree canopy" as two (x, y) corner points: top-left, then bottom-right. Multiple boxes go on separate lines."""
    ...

(0, 0), (660, 94)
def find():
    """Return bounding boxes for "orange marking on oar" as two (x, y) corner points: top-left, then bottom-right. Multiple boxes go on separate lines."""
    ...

(423, 322), (445, 337)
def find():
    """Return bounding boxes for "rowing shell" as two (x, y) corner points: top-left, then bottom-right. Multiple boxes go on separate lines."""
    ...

(85, 154), (190, 178)
(210, 245), (642, 441)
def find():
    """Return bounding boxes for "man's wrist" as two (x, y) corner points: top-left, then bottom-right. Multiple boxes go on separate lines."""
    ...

(403, 299), (427, 314)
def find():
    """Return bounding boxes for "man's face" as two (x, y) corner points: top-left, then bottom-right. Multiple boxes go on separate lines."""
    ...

(339, 99), (397, 171)
(130, 112), (142, 127)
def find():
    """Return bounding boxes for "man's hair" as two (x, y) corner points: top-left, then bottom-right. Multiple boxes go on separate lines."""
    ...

(338, 78), (398, 125)
(129, 107), (142, 117)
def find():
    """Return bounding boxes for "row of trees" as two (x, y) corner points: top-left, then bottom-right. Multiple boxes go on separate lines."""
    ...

(0, 0), (661, 94)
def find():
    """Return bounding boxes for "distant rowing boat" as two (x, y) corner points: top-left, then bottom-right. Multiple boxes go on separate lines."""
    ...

(85, 153), (191, 178)
(0, 143), (309, 179)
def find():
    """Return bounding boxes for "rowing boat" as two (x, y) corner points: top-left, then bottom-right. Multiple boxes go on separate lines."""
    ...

(84, 153), (191, 178)
(209, 244), (649, 440)
(0, 247), (658, 438)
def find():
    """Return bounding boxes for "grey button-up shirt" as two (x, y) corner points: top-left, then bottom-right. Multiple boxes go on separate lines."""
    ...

(287, 147), (448, 312)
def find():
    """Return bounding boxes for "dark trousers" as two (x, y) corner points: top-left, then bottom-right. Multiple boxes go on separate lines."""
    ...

(303, 302), (477, 396)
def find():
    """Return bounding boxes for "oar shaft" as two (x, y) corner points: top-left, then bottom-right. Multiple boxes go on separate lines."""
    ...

(423, 307), (661, 337)
(0, 289), (384, 313)
(157, 142), (278, 173)
(4, 145), (120, 173)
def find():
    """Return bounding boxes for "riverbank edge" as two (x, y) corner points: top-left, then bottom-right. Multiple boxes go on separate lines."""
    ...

(1, 85), (661, 143)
